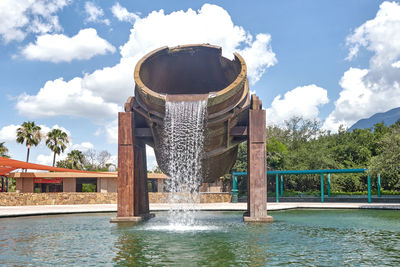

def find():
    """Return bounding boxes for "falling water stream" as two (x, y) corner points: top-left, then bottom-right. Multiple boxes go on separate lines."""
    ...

(161, 100), (208, 230)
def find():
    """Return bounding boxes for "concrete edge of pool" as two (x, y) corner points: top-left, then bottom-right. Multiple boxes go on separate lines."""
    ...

(0, 202), (399, 218)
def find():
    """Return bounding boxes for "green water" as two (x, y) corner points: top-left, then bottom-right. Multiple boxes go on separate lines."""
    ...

(0, 209), (399, 266)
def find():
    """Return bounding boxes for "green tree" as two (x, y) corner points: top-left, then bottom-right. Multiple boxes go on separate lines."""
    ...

(16, 121), (42, 162)
(57, 150), (86, 170)
(0, 142), (9, 157)
(231, 142), (247, 173)
(369, 126), (400, 190)
(283, 116), (322, 150)
(266, 137), (287, 170)
(229, 116), (400, 193)
(46, 129), (69, 166)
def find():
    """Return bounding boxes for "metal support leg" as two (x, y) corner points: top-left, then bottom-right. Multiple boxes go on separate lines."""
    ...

(232, 175), (238, 203)
(321, 173), (324, 203)
(377, 174), (381, 197)
(327, 173), (331, 197)
(111, 111), (153, 223)
(275, 174), (279, 203)
(368, 173), (371, 203)
(244, 95), (273, 222)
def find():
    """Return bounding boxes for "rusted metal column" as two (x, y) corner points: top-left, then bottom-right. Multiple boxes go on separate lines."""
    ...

(111, 111), (152, 222)
(134, 142), (150, 216)
(244, 95), (273, 222)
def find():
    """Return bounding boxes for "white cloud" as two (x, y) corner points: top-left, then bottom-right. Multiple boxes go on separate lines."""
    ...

(39, 124), (71, 139)
(36, 153), (55, 165)
(105, 119), (118, 144)
(21, 28), (115, 63)
(71, 141), (94, 151)
(239, 34), (277, 85)
(16, 77), (122, 121)
(111, 2), (139, 23)
(81, 57), (136, 104)
(119, 4), (276, 83)
(266, 85), (329, 126)
(0, 0), (69, 43)
(392, 61), (400, 68)
(84, 1), (110, 25)
(0, 124), (19, 142)
(146, 145), (155, 157)
(324, 1), (400, 131)
(0, 123), (72, 144)
(16, 4), (276, 142)
(345, 1), (400, 67)
(146, 145), (156, 170)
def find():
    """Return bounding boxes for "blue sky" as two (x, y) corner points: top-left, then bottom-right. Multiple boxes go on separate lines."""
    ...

(1, 0), (400, 170)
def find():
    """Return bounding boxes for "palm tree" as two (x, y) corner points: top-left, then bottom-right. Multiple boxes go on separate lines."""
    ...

(67, 150), (86, 170)
(46, 129), (69, 166)
(16, 121), (42, 162)
(0, 142), (9, 157)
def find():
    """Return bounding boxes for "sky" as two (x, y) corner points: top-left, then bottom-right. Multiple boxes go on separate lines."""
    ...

(1, 0), (400, 170)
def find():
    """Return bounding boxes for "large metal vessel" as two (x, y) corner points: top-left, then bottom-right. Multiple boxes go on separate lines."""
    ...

(132, 44), (250, 183)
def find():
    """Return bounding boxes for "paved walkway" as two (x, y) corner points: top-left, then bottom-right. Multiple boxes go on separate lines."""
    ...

(0, 202), (399, 218)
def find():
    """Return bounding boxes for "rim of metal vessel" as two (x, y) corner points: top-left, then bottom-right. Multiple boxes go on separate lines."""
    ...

(133, 44), (247, 101)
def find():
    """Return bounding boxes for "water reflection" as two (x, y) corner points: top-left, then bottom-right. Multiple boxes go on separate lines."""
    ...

(112, 212), (281, 266)
(112, 212), (243, 265)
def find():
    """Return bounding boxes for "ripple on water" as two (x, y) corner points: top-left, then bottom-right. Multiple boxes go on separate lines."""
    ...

(141, 224), (221, 232)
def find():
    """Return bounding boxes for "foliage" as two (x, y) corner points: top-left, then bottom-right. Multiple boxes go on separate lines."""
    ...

(230, 116), (400, 192)
(0, 142), (9, 157)
(231, 142), (247, 173)
(57, 150), (86, 170)
(82, 183), (96, 192)
(153, 165), (163, 173)
(369, 124), (400, 190)
(266, 136), (287, 170)
(16, 121), (42, 162)
(46, 129), (69, 166)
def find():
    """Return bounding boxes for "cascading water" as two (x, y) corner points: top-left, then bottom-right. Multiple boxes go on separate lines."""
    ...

(162, 100), (207, 229)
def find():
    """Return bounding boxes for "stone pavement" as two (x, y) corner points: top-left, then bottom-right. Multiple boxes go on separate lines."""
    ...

(0, 202), (399, 218)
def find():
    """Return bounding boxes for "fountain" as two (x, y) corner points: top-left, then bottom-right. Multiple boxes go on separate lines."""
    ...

(111, 44), (272, 223)
(163, 100), (207, 227)
(2, 48), (399, 267)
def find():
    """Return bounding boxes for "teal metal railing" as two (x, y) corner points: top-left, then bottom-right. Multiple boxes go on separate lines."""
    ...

(232, 169), (381, 203)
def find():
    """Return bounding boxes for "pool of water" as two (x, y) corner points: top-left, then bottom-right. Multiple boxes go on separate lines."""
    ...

(1, 209), (399, 266)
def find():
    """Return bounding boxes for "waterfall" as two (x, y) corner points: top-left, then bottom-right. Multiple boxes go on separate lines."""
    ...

(162, 100), (207, 227)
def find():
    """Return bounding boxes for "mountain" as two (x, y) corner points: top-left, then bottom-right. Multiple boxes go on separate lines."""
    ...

(349, 107), (400, 131)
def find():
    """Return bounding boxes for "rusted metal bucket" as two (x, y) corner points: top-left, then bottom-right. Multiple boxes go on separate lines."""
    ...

(132, 44), (250, 183)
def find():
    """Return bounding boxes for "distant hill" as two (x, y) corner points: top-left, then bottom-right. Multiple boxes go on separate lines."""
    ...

(349, 107), (400, 131)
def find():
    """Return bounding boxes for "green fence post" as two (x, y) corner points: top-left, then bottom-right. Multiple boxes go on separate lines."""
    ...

(377, 173), (381, 197)
(328, 173), (331, 197)
(367, 173), (371, 203)
(231, 175), (238, 203)
(275, 174), (279, 203)
(321, 173), (324, 203)
(280, 175), (283, 197)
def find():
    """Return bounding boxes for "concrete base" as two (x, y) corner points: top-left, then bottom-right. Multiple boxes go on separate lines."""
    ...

(243, 212), (273, 222)
(110, 213), (155, 223)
